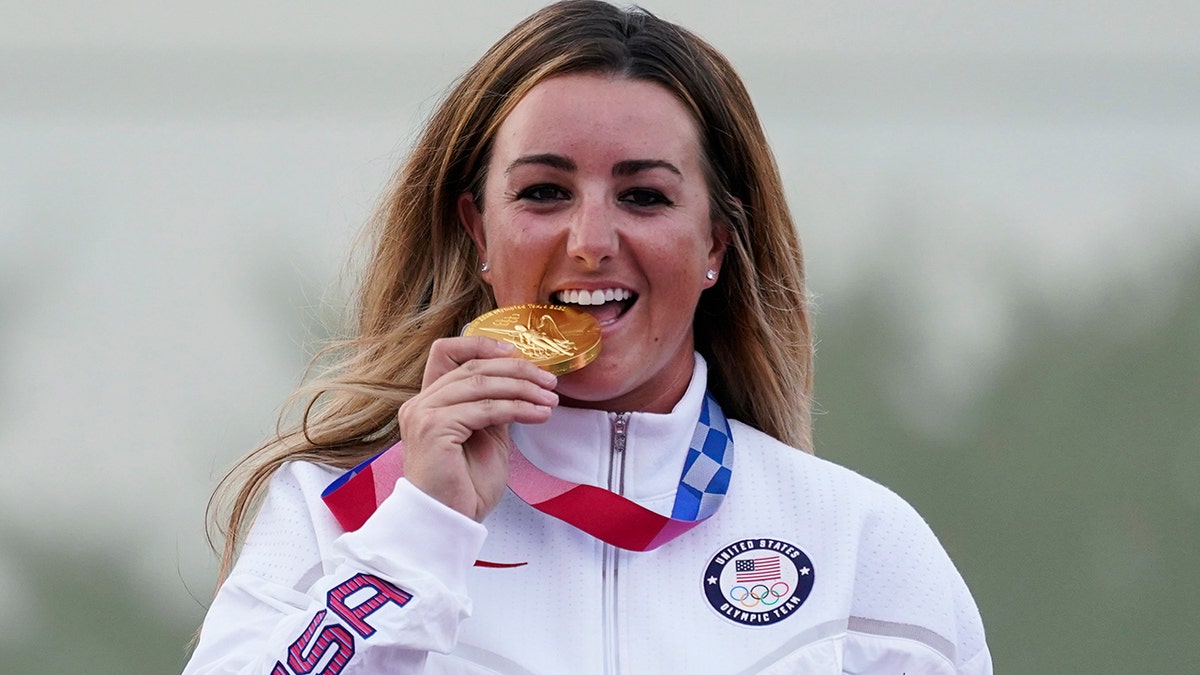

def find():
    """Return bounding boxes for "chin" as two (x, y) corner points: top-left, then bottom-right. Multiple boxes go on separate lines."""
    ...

(554, 368), (630, 409)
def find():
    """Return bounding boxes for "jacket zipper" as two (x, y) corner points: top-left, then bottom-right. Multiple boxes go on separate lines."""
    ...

(602, 412), (629, 675)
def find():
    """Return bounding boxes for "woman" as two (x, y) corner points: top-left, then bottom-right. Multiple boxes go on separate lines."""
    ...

(186, 1), (991, 673)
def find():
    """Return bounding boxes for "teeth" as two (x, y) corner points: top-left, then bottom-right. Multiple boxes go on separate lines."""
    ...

(554, 288), (632, 305)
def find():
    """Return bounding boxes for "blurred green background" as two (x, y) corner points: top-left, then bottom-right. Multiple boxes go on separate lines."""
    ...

(2, 1), (1197, 672)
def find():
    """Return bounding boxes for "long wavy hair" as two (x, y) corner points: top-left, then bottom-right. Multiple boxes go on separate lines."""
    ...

(209, 0), (813, 580)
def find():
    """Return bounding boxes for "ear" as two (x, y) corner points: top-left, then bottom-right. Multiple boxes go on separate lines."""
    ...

(704, 215), (731, 288)
(458, 192), (490, 281)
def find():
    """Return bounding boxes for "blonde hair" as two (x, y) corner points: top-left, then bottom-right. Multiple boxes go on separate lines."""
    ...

(209, 0), (813, 580)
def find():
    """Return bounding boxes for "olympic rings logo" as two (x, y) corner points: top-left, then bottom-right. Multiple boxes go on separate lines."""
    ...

(728, 581), (791, 608)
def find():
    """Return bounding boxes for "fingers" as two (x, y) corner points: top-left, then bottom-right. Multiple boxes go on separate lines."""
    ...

(422, 341), (556, 398)
(401, 336), (558, 439)
(423, 336), (534, 388)
(402, 366), (557, 439)
(421, 396), (556, 436)
(398, 335), (558, 520)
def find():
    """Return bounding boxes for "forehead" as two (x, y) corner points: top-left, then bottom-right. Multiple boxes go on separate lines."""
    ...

(491, 73), (703, 165)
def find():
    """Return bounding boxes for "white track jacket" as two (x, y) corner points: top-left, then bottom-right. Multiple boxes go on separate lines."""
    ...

(185, 355), (992, 674)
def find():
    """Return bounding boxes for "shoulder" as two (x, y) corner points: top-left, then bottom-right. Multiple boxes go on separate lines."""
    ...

(251, 460), (344, 535)
(232, 460), (346, 588)
(729, 421), (951, 582)
(728, 421), (991, 671)
(729, 420), (917, 521)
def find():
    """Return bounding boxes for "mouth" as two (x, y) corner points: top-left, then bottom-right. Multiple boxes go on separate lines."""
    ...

(552, 287), (637, 326)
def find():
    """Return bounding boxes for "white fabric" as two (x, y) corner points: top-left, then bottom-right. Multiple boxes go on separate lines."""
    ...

(185, 355), (992, 674)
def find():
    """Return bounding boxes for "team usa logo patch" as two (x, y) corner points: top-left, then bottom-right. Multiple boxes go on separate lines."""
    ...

(702, 538), (814, 626)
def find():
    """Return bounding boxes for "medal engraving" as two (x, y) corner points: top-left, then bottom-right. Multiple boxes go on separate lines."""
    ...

(464, 304), (601, 375)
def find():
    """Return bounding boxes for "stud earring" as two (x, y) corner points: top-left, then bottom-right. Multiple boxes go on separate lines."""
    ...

(706, 269), (716, 280)
(481, 262), (490, 273)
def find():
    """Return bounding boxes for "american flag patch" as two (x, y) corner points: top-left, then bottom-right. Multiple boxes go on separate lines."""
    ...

(704, 538), (814, 627)
(735, 556), (781, 583)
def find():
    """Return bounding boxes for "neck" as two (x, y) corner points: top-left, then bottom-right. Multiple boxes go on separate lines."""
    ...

(557, 351), (697, 414)
(509, 355), (711, 503)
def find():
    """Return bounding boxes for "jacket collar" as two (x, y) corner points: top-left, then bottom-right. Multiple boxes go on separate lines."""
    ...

(509, 353), (708, 509)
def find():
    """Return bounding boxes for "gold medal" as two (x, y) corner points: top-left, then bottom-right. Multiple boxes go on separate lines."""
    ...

(464, 304), (601, 375)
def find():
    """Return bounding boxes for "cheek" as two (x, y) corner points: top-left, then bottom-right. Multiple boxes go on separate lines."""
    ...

(655, 229), (713, 275)
(486, 231), (550, 301)
(495, 233), (545, 272)
(486, 211), (549, 251)
(643, 249), (708, 313)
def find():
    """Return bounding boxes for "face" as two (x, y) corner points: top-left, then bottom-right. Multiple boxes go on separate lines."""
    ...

(459, 73), (727, 413)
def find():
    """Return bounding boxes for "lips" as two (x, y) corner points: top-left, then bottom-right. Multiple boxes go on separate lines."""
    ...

(553, 287), (636, 326)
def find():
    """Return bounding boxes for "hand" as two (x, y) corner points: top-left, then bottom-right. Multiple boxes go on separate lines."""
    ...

(396, 336), (558, 521)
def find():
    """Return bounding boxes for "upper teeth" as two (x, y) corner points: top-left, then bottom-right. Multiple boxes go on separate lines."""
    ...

(554, 288), (633, 306)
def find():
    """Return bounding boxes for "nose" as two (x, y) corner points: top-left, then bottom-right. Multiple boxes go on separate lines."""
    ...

(566, 198), (618, 269)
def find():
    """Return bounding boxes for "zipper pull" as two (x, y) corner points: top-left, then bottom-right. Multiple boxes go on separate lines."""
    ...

(612, 413), (628, 453)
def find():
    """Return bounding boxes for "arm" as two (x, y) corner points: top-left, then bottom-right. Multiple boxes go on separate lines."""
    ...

(186, 337), (558, 674)
(844, 488), (992, 675)
(184, 464), (485, 674)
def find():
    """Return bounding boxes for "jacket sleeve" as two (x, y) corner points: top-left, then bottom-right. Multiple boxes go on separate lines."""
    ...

(843, 484), (993, 675)
(183, 462), (487, 674)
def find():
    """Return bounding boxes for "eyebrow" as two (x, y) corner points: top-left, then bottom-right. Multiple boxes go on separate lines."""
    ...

(613, 159), (681, 178)
(505, 154), (682, 178)
(505, 154), (575, 174)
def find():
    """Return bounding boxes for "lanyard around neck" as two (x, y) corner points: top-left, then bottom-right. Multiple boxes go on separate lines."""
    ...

(322, 393), (734, 552)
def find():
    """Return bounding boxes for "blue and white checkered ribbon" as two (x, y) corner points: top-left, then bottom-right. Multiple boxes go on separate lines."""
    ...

(670, 392), (734, 521)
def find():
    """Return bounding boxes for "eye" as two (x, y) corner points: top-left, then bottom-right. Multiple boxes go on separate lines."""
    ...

(618, 188), (673, 208)
(516, 184), (570, 202)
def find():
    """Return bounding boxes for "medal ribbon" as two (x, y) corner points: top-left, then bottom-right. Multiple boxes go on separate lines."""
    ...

(321, 393), (733, 552)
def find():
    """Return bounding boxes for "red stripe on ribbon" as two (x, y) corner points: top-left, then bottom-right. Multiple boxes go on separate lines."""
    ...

(323, 440), (709, 552)
(322, 466), (382, 534)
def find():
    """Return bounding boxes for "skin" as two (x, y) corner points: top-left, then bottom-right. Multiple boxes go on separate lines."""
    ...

(398, 74), (727, 521)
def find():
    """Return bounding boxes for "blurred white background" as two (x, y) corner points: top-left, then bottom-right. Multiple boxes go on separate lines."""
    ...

(2, 1), (1198, 671)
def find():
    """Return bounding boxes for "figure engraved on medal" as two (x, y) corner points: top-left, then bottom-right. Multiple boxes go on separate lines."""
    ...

(464, 304), (602, 375)
(491, 309), (575, 359)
